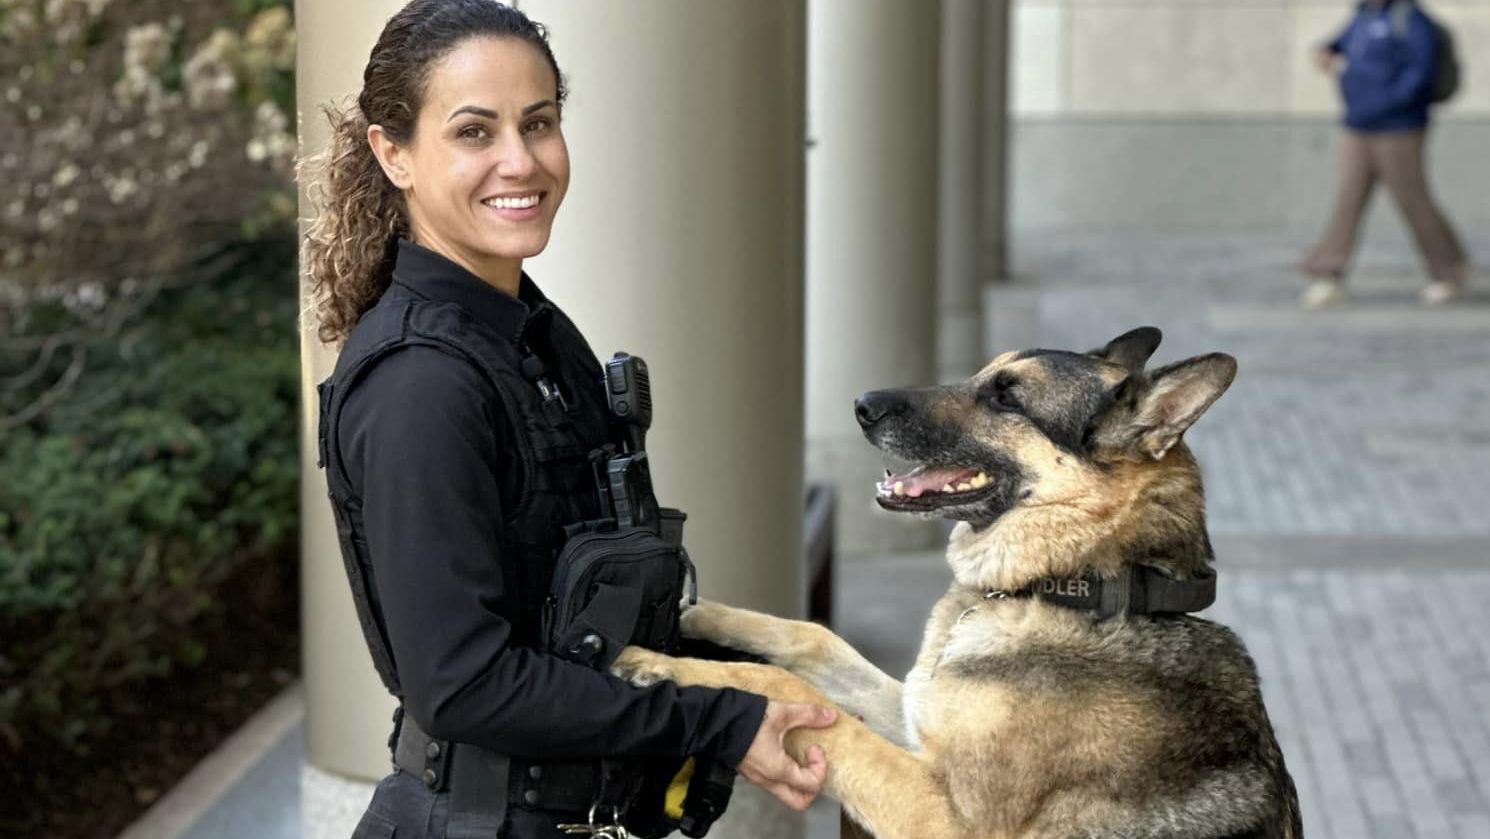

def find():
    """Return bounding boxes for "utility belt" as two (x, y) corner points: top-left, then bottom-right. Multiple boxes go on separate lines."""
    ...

(391, 707), (614, 817)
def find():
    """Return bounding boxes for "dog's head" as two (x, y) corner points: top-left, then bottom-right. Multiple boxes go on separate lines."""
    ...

(857, 327), (1235, 588)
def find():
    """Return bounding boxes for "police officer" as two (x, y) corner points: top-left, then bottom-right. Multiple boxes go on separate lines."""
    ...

(300, 2), (836, 837)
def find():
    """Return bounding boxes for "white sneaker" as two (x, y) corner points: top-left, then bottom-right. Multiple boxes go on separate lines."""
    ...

(1301, 279), (1350, 309)
(1421, 280), (1466, 306)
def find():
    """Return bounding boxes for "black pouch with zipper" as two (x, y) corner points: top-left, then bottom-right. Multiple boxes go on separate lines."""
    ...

(544, 508), (695, 671)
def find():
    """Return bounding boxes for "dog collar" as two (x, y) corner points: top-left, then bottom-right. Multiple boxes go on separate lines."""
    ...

(986, 564), (1217, 620)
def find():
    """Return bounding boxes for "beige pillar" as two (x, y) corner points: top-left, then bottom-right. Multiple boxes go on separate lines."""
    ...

(521, 4), (807, 834)
(806, 0), (941, 555)
(983, 0), (1011, 285)
(299, 2), (809, 838)
(295, 0), (402, 797)
(938, 0), (988, 382)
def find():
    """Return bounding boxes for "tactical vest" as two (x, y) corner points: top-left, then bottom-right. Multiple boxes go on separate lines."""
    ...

(316, 279), (611, 697)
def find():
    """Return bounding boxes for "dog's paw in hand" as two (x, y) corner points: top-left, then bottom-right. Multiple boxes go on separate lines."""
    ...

(610, 646), (675, 688)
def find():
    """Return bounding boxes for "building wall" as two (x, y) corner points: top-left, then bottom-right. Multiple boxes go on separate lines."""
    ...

(1009, 0), (1490, 238)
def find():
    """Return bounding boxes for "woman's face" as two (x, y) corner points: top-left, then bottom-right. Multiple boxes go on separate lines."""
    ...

(378, 37), (568, 277)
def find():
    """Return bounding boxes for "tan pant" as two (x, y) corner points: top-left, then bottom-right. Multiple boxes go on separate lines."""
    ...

(1301, 129), (1469, 285)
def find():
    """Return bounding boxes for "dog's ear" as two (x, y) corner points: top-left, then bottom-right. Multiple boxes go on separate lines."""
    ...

(1089, 326), (1163, 374)
(1128, 353), (1236, 460)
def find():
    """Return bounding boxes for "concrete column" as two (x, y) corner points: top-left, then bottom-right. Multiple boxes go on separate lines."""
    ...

(982, 0), (1011, 285)
(522, 1), (808, 630)
(521, 5), (807, 837)
(938, 0), (988, 382)
(294, 0), (402, 805)
(805, 0), (941, 555)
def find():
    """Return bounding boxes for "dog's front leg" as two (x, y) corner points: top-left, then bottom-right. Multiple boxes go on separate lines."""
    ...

(680, 600), (908, 745)
(612, 648), (970, 839)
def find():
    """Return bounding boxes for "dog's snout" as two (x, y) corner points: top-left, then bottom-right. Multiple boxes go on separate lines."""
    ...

(854, 390), (902, 430)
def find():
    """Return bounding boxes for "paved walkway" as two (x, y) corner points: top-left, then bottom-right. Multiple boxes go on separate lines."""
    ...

(839, 232), (1490, 839)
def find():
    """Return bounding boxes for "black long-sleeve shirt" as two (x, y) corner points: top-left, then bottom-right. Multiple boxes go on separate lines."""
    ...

(336, 240), (766, 767)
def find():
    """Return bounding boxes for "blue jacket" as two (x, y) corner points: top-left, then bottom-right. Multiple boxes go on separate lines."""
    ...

(1328, 0), (1440, 132)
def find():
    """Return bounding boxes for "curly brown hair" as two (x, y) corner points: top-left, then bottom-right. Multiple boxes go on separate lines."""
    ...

(299, 0), (565, 345)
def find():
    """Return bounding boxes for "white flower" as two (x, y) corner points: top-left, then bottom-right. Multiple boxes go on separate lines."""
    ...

(123, 23), (172, 74)
(76, 281), (106, 308)
(255, 100), (289, 133)
(53, 163), (80, 187)
(183, 29), (241, 110)
(106, 175), (139, 204)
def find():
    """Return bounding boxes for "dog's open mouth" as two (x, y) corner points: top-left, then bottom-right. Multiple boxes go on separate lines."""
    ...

(875, 464), (993, 511)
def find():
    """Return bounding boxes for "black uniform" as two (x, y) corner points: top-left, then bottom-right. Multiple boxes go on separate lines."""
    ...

(317, 240), (767, 839)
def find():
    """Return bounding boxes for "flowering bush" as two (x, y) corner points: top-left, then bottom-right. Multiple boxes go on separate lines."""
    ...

(0, 0), (301, 756)
(1, 0), (297, 428)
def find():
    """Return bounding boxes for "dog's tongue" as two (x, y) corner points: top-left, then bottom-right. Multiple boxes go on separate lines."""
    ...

(888, 465), (979, 498)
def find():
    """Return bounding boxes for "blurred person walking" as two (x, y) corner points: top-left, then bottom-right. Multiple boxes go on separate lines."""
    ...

(1298, 0), (1470, 308)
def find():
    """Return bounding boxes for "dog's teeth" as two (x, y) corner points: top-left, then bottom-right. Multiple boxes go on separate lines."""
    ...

(893, 481), (905, 497)
(956, 481), (973, 492)
(972, 472), (989, 488)
(942, 484), (955, 493)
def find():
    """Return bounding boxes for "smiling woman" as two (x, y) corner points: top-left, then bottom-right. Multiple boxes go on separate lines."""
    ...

(297, 2), (835, 838)
(363, 37), (569, 297)
(301, 0), (570, 341)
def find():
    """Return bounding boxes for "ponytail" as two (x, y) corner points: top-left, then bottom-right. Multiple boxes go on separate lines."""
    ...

(299, 103), (405, 346)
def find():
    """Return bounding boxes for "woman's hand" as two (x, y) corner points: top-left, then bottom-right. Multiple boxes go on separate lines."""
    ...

(737, 700), (838, 811)
(1313, 48), (1339, 75)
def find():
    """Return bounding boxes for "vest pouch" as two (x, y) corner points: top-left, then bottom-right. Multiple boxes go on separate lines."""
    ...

(545, 525), (693, 671)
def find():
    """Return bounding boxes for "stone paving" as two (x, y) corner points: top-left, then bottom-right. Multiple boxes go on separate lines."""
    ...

(837, 233), (1490, 839)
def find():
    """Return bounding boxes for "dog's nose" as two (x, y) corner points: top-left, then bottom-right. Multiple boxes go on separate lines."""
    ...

(854, 390), (900, 429)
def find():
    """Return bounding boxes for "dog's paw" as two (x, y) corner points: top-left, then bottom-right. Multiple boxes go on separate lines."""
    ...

(609, 646), (675, 688)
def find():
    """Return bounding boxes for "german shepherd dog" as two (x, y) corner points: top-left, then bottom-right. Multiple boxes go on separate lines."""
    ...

(613, 327), (1302, 839)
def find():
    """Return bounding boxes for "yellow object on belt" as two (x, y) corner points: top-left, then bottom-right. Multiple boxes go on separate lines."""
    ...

(664, 757), (696, 819)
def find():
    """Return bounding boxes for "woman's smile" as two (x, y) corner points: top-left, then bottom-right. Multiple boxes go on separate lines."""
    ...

(480, 190), (546, 221)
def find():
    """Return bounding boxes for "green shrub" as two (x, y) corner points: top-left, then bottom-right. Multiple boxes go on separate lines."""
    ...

(0, 236), (299, 752)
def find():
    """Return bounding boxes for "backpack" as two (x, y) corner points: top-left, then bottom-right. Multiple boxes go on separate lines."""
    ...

(1392, 1), (1461, 103)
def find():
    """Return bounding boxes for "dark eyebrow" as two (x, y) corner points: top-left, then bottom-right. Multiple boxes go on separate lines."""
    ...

(446, 100), (557, 123)
(448, 105), (497, 122)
